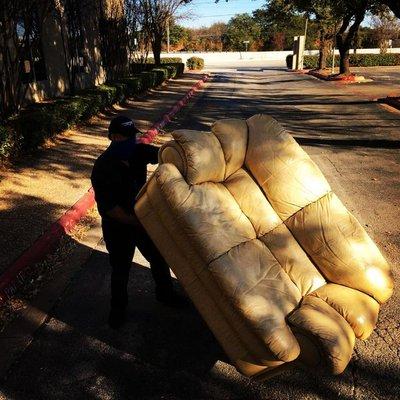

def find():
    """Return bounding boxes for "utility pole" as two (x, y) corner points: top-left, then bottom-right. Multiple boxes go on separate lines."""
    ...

(304, 16), (308, 51)
(332, 23), (337, 74)
(166, 18), (170, 53)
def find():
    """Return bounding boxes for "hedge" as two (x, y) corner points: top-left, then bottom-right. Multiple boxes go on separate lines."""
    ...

(146, 57), (183, 64)
(186, 57), (204, 70)
(1, 66), (184, 160)
(130, 62), (184, 76)
(287, 53), (400, 69)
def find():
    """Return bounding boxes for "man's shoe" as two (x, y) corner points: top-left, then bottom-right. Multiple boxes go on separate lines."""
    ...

(108, 308), (126, 329)
(155, 287), (188, 308)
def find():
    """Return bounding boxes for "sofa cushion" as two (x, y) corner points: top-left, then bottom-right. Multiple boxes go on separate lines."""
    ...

(223, 168), (282, 237)
(155, 163), (256, 264)
(260, 224), (326, 296)
(169, 130), (226, 184)
(209, 239), (301, 362)
(212, 119), (248, 179)
(285, 192), (393, 304)
(245, 114), (331, 221)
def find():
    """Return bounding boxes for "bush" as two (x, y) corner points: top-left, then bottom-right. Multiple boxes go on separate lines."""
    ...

(1, 63), (185, 161)
(349, 53), (400, 67)
(0, 125), (15, 159)
(146, 57), (183, 64)
(301, 53), (400, 69)
(152, 68), (169, 85)
(113, 76), (143, 98)
(186, 57), (204, 70)
(130, 62), (184, 76)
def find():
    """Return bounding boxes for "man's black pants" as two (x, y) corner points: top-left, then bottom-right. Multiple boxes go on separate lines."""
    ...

(102, 218), (173, 310)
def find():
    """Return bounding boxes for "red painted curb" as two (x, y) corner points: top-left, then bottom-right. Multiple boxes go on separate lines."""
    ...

(0, 73), (210, 305)
(0, 189), (95, 303)
(138, 73), (209, 144)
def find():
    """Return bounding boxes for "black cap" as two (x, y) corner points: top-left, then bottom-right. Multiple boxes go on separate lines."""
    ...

(108, 116), (141, 139)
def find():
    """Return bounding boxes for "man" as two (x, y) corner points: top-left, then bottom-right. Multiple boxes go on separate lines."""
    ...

(91, 115), (182, 329)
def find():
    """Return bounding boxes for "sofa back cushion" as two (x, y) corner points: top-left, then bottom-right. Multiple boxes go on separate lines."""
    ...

(160, 130), (226, 185)
(245, 114), (331, 221)
(159, 119), (248, 185)
(244, 114), (392, 304)
(212, 119), (248, 179)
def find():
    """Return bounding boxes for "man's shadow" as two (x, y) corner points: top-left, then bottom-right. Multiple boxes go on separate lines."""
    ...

(52, 246), (226, 377)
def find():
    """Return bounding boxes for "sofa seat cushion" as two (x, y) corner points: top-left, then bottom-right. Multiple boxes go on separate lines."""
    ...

(260, 224), (326, 296)
(209, 238), (301, 362)
(156, 163), (256, 264)
(223, 168), (282, 237)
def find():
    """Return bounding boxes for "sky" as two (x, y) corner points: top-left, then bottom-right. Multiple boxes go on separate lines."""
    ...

(179, 0), (265, 29)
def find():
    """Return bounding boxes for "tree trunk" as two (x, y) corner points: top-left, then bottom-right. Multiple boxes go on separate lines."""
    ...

(339, 47), (350, 75)
(318, 32), (330, 71)
(152, 35), (162, 66)
(335, 6), (366, 77)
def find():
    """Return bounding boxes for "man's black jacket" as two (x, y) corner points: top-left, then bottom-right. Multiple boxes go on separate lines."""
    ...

(91, 143), (158, 220)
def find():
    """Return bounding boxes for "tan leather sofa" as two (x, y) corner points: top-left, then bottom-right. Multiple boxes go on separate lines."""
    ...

(135, 114), (393, 380)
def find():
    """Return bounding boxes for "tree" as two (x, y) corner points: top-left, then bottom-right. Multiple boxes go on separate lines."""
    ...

(292, 0), (382, 75)
(99, 0), (129, 81)
(255, 1), (319, 51)
(381, 0), (400, 18)
(53, 0), (104, 94)
(167, 23), (188, 48)
(372, 10), (400, 53)
(333, 1), (371, 75)
(0, 0), (51, 120)
(289, 1), (339, 70)
(223, 14), (262, 51)
(139, 0), (191, 65)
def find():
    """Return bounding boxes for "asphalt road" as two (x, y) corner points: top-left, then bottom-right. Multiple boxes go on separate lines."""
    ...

(1, 67), (399, 400)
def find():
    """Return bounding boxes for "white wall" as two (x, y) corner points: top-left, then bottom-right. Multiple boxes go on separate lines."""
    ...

(159, 48), (400, 65)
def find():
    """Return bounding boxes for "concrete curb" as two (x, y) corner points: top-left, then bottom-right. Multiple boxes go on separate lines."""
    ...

(0, 73), (210, 305)
(381, 96), (400, 111)
(307, 70), (372, 84)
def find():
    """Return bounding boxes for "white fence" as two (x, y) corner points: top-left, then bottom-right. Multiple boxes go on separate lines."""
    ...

(159, 48), (400, 65)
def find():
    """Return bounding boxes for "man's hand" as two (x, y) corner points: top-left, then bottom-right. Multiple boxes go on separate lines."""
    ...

(106, 206), (141, 227)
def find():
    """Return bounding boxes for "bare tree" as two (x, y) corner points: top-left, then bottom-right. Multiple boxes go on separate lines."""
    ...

(98, 0), (130, 81)
(372, 11), (400, 53)
(125, 0), (152, 66)
(53, 0), (100, 94)
(381, 0), (400, 19)
(140, 0), (191, 65)
(0, 0), (51, 120)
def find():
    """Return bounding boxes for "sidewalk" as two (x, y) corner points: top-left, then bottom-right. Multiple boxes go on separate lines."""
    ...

(0, 73), (203, 275)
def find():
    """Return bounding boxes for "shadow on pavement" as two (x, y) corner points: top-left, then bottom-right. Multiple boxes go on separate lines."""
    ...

(0, 231), (399, 399)
(295, 136), (400, 149)
(1, 68), (400, 400)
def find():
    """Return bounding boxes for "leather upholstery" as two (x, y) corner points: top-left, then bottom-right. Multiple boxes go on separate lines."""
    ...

(135, 114), (393, 379)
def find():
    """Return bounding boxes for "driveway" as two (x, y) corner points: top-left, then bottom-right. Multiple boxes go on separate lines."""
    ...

(1, 67), (399, 400)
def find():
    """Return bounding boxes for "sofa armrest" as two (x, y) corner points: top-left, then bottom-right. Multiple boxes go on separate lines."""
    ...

(309, 283), (380, 340)
(288, 296), (355, 374)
